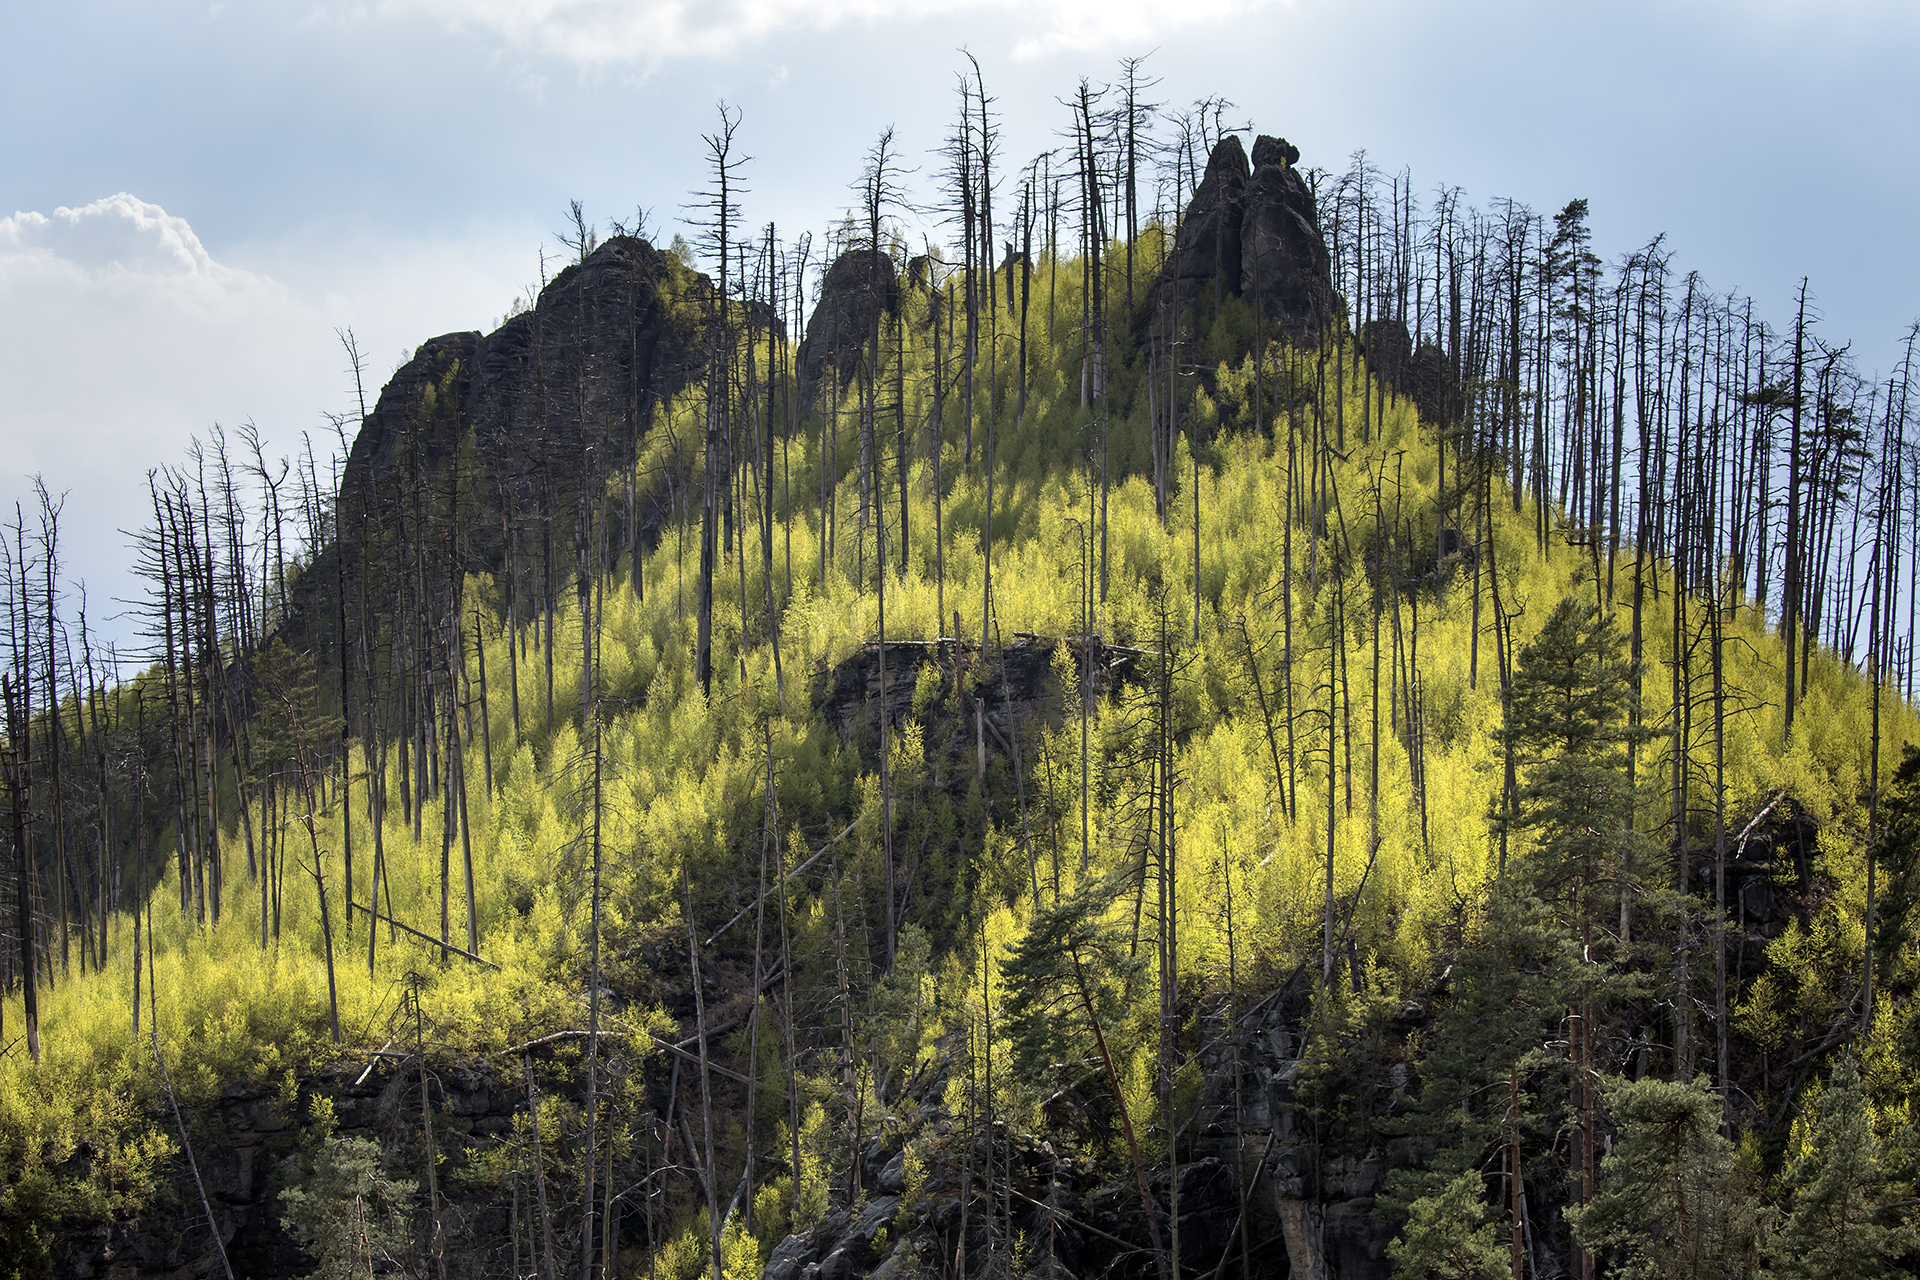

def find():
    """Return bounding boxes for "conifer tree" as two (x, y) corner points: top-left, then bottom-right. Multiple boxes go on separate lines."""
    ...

(1566, 1075), (1768, 1279)
(1389, 1170), (1507, 1280)
(1770, 1055), (1919, 1280)
(1491, 594), (1663, 1277)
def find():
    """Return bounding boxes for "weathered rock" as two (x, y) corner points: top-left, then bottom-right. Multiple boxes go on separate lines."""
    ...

(765, 1198), (901, 1280)
(764, 1230), (817, 1280)
(879, 1150), (908, 1195)
(1148, 131), (1337, 348)
(50, 1052), (599, 1279)
(846, 1194), (901, 1257)
(1240, 135), (1338, 335)
(1358, 317), (1456, 426)
(1275, 1196), (1330, 1280)
(1325, 1196), (1391, 1280)
(1168, 135), (1250, 291)
(816, 634), (1145, 780)
(797, 247), (899, 411)
(343, 234), (706, 506)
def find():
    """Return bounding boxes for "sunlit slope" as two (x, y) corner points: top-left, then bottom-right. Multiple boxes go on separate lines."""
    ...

(3, 265), (1914, 1252)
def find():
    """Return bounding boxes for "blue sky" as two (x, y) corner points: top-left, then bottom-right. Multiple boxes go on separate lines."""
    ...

(3, 0), (1916, 657)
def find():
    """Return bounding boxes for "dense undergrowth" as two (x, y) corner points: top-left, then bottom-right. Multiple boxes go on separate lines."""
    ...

(4, 225), (1918, 1278)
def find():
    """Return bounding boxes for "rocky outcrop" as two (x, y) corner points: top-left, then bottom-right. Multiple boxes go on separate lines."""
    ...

(764, 1197), (904, 1280)
(1156, 133), (1338, 339)
(817, 634), (1146, 776)
(341, 234), (708, 513)
(1357, 318), (1456, 427)
(1168, 135), (1249, 294)
(1240, 135), (1339, 335)
(52, 1057), (530, 1279)
(798, 248), (899, 412)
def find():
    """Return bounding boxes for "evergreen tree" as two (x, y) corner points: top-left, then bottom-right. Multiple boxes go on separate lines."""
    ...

(1769, 1055), (1919, 1280)
(1496, 595), (1658, 927)
(1389, 1170), (1508, 1280)
(1001, 873), (1167, 1279)
(1388, 886), (1579, 1280)
(280, 1131), (419, 1279)
(1495, 594), (1663, 1277)
(1567, 1075), (1769, 1279)
(1871, 747), (1920, 1007)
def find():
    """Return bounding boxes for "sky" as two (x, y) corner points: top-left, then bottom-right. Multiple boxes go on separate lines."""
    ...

(3, 0), (1916, 661)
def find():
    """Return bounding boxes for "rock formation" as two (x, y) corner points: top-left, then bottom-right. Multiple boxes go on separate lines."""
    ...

(1240, 135), (1338, 335)
(1156, 133), (1338, 339)
(798, 247), (899, 413)
(1166, 134), (1249, 300)
(1357, 318), (1457, 428)
(341, 234), (708, 510)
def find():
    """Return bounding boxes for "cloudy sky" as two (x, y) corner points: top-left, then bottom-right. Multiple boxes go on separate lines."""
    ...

(3, 0), (1916, 658)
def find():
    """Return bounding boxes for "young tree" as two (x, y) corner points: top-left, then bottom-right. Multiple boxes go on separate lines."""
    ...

(1493, 594), (1661, 1278)
(1389, 1171), (1508, 1280)
(280, 1134), (419, 1280)
(1001, 873), (1168, 1280)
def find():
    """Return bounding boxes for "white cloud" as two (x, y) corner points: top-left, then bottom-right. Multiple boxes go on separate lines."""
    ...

(0, 194), (535, 656)
(1, 193), (228, 277)
(0, 196), (327, 652)
(324, 0), (1278, 67)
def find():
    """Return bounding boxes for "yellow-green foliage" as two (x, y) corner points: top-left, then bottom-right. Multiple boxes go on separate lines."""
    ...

(4, 236), (1916, 1247)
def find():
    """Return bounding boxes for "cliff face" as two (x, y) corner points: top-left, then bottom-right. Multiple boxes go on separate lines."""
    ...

(53, 1059), (530, 1279)
(340, 234), (709, 516)
(1160, 133), (1338, 337)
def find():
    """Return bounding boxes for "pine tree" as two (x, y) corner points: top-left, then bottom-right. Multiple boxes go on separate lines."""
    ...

(1769, 1055), (1920, 1280)
(1388, 886), (1579, 1280)
(1001, 873), (1167, 1280)
(1567, 1075), (1769, 1279)
(280, 1131), (419, 1280)
(1492, 594), (1664, 1278)
(1388, 1170), (1508, 1280)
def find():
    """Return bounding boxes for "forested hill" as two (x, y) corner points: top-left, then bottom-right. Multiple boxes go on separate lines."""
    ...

(4, 79), (1920, 1280)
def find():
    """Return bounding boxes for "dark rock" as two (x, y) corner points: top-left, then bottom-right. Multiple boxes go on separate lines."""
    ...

(1145, 130), (1336, 350)
(866, 1244), (912, 1280)
(798, 247), (899, 412)
(846, 1195), (901, 1258)
(53, 1050), (626, 1279)
(1250, 134), (1300, 170)
(1325, 1196), (1391, 1280)
(816, 634), (1144, 779)
(280, 230), (717, 663)
(340, 329), (478, 485)
(1168, 135), (1250, 292)
(765, 1232), (815, 1280)
(1358, 317), (1457, 426)
(1240, 135), (1338, 336)
(879, 1150), (908, 1195)
(345, 235), (704, 497)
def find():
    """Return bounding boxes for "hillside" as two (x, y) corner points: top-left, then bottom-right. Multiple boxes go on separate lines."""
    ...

(3, 98), (1919, 1280)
